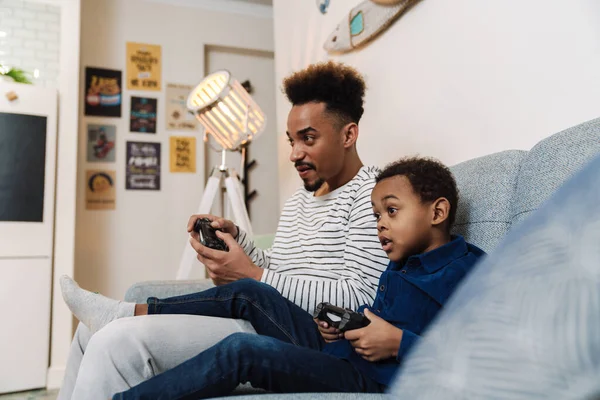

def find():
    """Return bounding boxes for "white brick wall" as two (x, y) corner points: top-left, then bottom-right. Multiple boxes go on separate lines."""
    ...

(0, 0), (60, 87)
(14, 28), (35, 38)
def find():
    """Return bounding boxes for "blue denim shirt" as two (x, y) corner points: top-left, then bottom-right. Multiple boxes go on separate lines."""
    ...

(322, 235), (486, 386)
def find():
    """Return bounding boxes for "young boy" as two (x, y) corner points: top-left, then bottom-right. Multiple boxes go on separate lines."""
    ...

(61, 156), (485, 399)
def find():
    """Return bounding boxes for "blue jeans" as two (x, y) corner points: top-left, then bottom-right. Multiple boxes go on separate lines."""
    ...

(113, 279), (384, 399)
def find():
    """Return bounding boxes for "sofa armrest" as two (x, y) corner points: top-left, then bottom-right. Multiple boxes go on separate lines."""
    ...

(124, 279), (215, 303)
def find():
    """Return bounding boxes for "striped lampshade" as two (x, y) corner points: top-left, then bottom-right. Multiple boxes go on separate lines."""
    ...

(186, 70), (266, 151)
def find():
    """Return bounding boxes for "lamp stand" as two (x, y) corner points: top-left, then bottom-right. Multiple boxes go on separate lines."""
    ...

(176, 150), (253, 280)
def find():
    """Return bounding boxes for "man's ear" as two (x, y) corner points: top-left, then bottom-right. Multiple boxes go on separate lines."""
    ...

(342, 123), (359, 149)
(431, 197), (450, 227)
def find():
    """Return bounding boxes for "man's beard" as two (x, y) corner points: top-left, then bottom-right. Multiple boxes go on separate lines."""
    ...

(295, 161), (324, 192)
(304, 178), (325, 192)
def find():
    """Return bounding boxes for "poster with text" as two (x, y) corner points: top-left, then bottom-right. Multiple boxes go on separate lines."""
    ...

(87, 124), (116, 162)
(84, 67), (122, 117)
(169, 136), (196, 173)
(166, 83), (198, 131)
(126, 141), (161, 190)
(86, 170), (116, 210)
(126, 42), (161, 91)
(130, 96), (157, 133)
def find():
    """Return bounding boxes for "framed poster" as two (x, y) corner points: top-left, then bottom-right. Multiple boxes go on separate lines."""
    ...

(169, 136), (196, 173)
(126, 141), (161, 190)
(166, 83), (197, 131)
(126, 42), (161, 91)
(85, 170), (116, 210)
(86, 124), (116, 162)
(84, 67), (122, 117)
(130, 96), (157, 133)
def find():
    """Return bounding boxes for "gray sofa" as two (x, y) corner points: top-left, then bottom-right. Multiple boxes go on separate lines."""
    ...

(125, 117), (600, 399)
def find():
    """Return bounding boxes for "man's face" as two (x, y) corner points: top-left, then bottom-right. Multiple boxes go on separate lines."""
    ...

(371, 176), (434, 262)
(286, 102), (346, 192)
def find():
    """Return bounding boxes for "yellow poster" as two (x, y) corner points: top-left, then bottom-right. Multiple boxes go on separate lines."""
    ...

(86, 170), (116, 210)
(126, 42), (162, 91)
(170, 136), (196, 173)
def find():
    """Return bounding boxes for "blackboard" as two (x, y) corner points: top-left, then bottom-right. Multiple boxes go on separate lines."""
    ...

(0, 112), (47, 222)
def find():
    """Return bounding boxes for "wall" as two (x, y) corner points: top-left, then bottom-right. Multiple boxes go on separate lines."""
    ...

(272, 0), (600, 208)
(76, 0), (274, 300)
(0, 0), (60, 86)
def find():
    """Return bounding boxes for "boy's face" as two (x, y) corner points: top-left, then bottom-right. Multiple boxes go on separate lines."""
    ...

(286, 102), (347, 192)
(371, 176), (434, 262)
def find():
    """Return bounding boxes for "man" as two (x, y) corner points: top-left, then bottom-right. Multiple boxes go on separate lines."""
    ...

(59, 61), (389, 399)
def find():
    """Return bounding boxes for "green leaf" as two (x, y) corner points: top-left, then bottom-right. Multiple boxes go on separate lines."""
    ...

(0, 65), (33, 84)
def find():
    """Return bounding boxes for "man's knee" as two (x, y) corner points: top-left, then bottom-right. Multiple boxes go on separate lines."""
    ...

(84, 317), (149, 366)
(73, 318), (158, 395)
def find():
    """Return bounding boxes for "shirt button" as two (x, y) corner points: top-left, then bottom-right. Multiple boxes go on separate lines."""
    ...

(401, 270), (407, 274)
(379, 285), (385, 292)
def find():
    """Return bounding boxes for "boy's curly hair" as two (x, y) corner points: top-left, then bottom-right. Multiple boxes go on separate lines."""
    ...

(283, 61), (366, 126)
(376, 157), (459, 230)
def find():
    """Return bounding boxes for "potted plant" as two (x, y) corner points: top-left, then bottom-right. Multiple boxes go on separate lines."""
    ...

(0, 64), (32, 84)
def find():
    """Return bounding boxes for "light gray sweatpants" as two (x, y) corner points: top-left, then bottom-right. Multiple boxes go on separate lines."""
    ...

(57, 313), (255, 400)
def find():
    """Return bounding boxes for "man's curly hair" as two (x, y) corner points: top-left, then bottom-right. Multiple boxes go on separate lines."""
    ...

(376, 157), (459, 230)
(283, 61), (366, 126)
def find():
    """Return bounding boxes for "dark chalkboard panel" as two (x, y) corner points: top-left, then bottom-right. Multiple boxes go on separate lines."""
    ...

(0, 112), (47, 222)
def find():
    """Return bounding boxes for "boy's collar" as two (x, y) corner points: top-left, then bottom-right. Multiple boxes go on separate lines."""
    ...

(392, 236), (468, 273)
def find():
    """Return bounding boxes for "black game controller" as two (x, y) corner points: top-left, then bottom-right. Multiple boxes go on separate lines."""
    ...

(313, 302), (370, 332)
(192, 218), (229, 252)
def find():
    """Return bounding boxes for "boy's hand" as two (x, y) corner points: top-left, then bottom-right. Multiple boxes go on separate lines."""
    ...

(314, 318), (344, 343)
(344, 309), (403, 362)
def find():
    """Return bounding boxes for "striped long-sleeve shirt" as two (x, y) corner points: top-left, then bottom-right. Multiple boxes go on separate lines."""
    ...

(236, 166), (389, 314)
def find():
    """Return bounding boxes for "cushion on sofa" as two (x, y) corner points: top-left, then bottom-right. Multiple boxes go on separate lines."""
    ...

(450, 150), (526, 253)
(511, 116), (600, 226)
(390, 154), (600, 398)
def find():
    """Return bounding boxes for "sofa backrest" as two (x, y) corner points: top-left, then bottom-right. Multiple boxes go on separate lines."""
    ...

(511, 117), (600, 226)
(451, 150), (526, 253)
(451, 117), (600, 254)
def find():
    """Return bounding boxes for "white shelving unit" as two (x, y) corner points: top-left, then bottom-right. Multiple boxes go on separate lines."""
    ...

(0, 81), (58, 393)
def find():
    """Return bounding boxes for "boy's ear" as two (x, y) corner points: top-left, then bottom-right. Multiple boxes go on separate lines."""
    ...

(342, 123), (359, 149)
(431, 197), (450, 227)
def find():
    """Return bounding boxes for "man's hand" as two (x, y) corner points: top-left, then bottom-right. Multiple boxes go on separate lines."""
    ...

(344, 309), (403, 362)
(314, 318), (344, 343)
(187, 214), (239, 239)
(190, 230), (263, 285)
